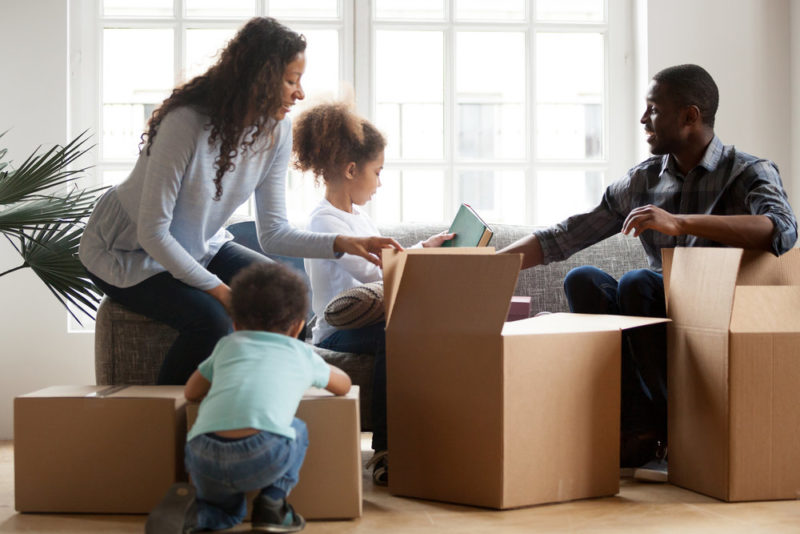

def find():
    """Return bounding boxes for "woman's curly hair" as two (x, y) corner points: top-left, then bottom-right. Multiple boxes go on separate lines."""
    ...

(292, 102), (386, 185)
(140, 17), (306, 200)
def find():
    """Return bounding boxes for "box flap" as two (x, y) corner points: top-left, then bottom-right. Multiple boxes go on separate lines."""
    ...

(384, 249), (520, 335)
(730, 287), (800, 333)
(502, 312), (669, 336)
(667, 247), (743, 330)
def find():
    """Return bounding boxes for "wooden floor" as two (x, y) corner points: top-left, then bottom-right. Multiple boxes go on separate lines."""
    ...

(2, 438), (799, 533)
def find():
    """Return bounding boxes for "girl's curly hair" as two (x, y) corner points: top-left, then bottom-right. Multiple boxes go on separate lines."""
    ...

(292, 102), (386, 185)
(140, 17), (306, 200)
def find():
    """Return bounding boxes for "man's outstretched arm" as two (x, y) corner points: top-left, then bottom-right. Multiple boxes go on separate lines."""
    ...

(622, 204), (775, 251)
(497, 234), (545, 270)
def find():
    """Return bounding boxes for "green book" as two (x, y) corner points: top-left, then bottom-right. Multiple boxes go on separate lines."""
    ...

(441, 203), (494, 247)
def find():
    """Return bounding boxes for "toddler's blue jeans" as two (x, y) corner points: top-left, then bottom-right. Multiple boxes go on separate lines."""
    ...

(184, 419), (308, 531)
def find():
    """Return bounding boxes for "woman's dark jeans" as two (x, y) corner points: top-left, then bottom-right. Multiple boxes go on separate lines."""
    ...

(88, 241), (273, 385)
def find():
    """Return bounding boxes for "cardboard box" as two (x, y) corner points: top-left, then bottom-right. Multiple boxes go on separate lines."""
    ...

(664, 247), (800, 501)
(186, 386), (362, 519)
(15, 385), (187, 513)
(383, 248), (668, 509)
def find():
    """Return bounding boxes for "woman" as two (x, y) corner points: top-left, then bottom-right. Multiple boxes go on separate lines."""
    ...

(79, 17), (399, 385)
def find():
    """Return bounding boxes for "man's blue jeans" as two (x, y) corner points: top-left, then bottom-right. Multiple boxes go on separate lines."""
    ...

(87, 241), (272, 385)
(318, 321), (387, 451)
(184, 419), (308, 531)
(563, 266), (667, 439)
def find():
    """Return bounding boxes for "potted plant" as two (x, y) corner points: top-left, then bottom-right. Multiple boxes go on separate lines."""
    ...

(0, 131), (104, 324)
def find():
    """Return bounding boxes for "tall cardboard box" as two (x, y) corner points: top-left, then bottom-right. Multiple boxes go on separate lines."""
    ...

(186, 386), (362, 519)
(665, 247), (800, 501)
(15, 385), (187, 513)
(383, 249), (668, 509)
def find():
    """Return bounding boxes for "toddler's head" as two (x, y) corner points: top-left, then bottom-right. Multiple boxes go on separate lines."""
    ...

(292, 102), (386, 199)
(230, 262), (309, 335)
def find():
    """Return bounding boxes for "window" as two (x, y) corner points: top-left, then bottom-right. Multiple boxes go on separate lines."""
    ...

(70, 0), (633, 227)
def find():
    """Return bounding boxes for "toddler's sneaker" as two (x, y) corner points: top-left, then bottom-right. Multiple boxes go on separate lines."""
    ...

(365, 449), (388, 486)
(251, 494), (305, 533)
(145, 482), (197, 534)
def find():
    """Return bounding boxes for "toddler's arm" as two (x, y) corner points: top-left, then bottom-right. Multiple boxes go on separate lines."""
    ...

(185, 370), (211, 401)
(325, 364), (352, 396)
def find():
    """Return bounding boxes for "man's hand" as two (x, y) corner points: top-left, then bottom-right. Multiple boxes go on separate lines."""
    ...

(333, 235), (404, 268)
(622, 204), (683, 238)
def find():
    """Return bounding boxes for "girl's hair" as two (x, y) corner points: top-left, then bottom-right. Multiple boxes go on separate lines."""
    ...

(140, 17), (306, 200)
(292, 102), (386, 185)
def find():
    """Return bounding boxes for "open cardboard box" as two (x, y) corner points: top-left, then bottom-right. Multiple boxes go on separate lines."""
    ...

(15, 385), (187, 513)
(186, 386), (362, 520)
(664, 247), (800, 501)
(383, 248), (668, 509)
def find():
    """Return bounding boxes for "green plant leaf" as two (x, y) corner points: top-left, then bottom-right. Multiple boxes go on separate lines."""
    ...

(0, 130), (94, 205)
(18, 222), (103, 325)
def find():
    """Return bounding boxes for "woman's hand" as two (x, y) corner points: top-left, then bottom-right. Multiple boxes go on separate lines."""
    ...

(206, 283), (232, 313)
(422, 231), (455, 248)
(334, 235), (404, 268)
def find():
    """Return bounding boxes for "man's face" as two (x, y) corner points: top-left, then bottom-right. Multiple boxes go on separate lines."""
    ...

(639, 80), (686, 156)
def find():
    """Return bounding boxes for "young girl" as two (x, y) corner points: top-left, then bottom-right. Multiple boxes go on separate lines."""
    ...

(294, 102), (452, 485)
(79, 18), (399, 386)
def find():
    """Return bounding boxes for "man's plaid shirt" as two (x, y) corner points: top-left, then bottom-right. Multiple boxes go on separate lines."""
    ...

(535, 136), (797, 272)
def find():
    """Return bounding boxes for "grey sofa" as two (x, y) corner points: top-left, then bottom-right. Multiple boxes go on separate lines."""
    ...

(94, 222), (649, 429)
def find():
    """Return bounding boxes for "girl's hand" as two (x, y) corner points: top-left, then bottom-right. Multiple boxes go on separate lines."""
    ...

(206, 283), (232, 313)
(334, 235), (404, 268)
(422, 231), (455, 248)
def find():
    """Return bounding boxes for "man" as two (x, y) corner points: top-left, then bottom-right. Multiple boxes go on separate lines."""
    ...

(499, 64), (797, 481)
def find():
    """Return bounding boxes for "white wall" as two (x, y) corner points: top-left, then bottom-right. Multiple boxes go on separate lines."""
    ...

(0, 0), (95, 439)
(647, 0), (796, 211)
(0, 0), (797, 439)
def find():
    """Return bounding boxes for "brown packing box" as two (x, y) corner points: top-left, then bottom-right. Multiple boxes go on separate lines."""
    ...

(382, 248), (668, 509)
(664, 247), (800, 501)
(186, 386), (362, 519)
(14, 385), (187, 513)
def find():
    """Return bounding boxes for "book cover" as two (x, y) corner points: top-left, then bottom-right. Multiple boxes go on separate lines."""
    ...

(441, 203), (494, 247)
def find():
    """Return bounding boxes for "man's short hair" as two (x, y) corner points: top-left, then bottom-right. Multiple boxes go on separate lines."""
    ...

(230, 262), (309, 333)
(653, 64), (719, 128)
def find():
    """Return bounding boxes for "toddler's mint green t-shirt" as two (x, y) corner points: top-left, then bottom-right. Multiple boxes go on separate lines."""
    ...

(188, 331), (330, 441)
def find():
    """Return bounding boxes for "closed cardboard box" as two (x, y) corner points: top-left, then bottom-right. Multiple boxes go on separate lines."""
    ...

(15, 385), (187, 513)
(383, 248), (667, 509)
(665, 247), (800, 501)
(186, 386), (362, 519)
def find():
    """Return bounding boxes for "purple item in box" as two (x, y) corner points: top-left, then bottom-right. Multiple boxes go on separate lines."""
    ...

(507, 296), (531, 322)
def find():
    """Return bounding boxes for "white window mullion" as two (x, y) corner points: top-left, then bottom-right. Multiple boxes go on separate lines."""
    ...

(444, 0), (455, 221)
(526, 4), (536, 226)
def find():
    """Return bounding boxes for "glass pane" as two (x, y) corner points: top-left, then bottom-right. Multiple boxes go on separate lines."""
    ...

(286, 169), (324, 224)
(375, 0), (444, 20)
(376, 31), (443, 159)
(536, 33), (604, 159)
(293, 29), (340, 106)
(103, 29), (173, 160)
(185, 0), (254, 18)
(536, 0), (604, 22)
(371, 169), (401, 224)
(456, 32), (525, 159)
(455, 0), (525, 21)
(402, 170), (445, 223)
(269, 0), (339, 18)
(184, 28), (236, 82)
(458, 169), (525, 224)
(536, 170), (603, 225)
(104, 0), (172, 17)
